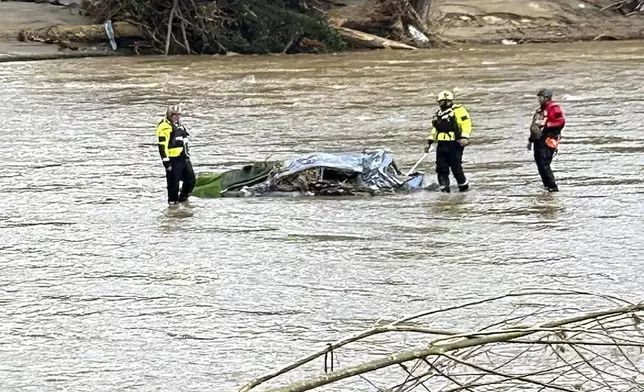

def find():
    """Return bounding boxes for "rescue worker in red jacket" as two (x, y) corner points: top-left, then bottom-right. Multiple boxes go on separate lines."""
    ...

(156, 105), (196, 204)
(424, 90), (472, 192)
(528, 88), (565, 192)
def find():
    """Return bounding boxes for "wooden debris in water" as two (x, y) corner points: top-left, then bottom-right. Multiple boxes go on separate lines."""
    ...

(334, 26), (417, 50)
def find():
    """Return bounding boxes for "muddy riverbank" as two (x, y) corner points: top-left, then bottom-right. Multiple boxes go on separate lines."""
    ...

(431, 0), (644, 44)
(0, 1), (110, 61)
(0, 0), (642, 61)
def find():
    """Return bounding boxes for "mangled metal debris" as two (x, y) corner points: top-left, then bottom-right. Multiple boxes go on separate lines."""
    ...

(192, 149), (436, 198)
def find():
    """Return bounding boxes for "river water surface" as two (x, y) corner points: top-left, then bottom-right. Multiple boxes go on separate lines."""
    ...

(1, 40), (643, 392)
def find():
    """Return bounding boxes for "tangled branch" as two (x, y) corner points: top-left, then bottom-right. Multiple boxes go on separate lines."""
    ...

(238, 289), (644, 392)
(84, 0), (346, 55)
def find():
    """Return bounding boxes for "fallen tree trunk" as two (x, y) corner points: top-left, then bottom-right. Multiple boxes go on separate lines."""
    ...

(18, 22), (144, 45)
(334, 25), (417, 50)
(238, 290), (644, 392)
(0, 51), (122, 63)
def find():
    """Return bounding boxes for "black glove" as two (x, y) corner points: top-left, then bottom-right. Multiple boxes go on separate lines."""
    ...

(163, 160), (172, 171)
(424, 141), (433, 153)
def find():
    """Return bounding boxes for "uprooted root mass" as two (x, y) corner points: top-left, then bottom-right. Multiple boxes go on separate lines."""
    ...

(84, 0), (347, 54)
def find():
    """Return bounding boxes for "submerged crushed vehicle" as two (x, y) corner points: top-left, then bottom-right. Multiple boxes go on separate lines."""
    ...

(191, 149), (438, 198)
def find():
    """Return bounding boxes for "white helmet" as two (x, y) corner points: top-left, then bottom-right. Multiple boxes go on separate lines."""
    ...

(166, 105), (182, 117)
(437, 90), (454, 102)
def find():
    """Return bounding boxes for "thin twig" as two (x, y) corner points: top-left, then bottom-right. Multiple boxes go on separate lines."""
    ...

(504, 339), (644, 347)
(442, 353), (579, 392)
(601, 0), (629, 11)
(423, 358), (474, 392)
(454, 341), (540, 389)
(282, 31), (300, 54)
(178, 9), (192, 54)
(425, 326), (641, 347)
(547, 342), (603, 389)
(568, 344), (632, 389)
(441, 362), (586, 392)
(165, 0), (179, 55)
(594, 316), (643, 372)
(398, 363), (431, 392)
(576, 344), (644, 377)
(397, 289), (632, 325)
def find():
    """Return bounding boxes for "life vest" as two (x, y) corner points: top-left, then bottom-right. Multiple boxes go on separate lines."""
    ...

(168, 121), (190, 158)
(157, 118), (190, 158)
(434, 107), (458, 134)
(432, 106), (464, 141)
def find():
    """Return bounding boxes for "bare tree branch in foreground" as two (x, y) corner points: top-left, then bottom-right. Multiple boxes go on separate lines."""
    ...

(238, 289), (644, 392)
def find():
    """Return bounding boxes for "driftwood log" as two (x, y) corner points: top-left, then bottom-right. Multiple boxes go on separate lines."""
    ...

(18, 22), (144, 45)
(334, 26), (417, 50)
(0, 51), (122, 63)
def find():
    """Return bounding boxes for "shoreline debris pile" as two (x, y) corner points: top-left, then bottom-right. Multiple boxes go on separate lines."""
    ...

(15, 0), (449, 54)
(83, 0), (348, 54)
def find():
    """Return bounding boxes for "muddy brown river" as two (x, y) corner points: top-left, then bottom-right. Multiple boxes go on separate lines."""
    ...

(1, 40), (643, 391)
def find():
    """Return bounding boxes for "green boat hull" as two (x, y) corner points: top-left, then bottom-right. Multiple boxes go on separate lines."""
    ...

(192, 161), (278, 198)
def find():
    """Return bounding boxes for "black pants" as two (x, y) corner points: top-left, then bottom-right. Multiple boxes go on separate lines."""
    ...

(435, 141), (468, 192)
(166, 158), (196, 203)
(533, 139), (558, 190)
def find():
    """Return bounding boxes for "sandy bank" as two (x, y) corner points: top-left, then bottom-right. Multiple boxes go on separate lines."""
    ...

(329, 0), (644, 45)
(433, 0), (644, 44)
(0, 1), (89, 39)
(0, 1), (113, 61)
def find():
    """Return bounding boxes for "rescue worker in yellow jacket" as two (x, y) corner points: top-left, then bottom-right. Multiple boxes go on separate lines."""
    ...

(424, 90), (472, 192)
(156, 105), (196, 204)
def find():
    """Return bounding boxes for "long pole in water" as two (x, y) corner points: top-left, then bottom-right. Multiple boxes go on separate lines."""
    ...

(406, 148), (432, 176)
